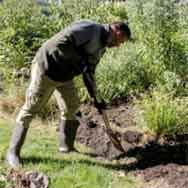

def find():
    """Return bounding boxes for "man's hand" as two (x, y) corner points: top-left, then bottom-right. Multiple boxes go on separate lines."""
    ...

(94, 98), (106, 113)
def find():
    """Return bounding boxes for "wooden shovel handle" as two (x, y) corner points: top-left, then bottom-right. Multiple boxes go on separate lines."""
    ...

(101, 110), (125, 153)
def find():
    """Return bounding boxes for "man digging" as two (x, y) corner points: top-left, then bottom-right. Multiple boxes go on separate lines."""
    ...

(6, 19), (131, 167)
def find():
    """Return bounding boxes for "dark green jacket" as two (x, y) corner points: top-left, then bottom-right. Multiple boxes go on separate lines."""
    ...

(34, 20), (110, 98)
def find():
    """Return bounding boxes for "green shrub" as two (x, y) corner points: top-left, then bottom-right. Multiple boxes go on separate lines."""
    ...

(0, 0), (59, 75)
(136, 90), (188, 137)
(96, 42), (151, 102)
(0, 0), (126, 69)
(126, 0), (188, 96)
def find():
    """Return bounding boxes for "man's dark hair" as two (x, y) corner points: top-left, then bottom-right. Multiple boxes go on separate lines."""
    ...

(112, 22), (131, 39)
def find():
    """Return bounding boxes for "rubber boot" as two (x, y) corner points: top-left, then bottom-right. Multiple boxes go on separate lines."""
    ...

(59, 120), (79, 153)
(6, 123), (28, 168)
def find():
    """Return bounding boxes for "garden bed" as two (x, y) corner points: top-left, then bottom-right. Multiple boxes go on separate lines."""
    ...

(76, 100), (188, 188)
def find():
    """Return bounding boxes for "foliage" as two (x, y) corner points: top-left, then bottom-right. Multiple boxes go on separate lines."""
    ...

(125, 0), (188, 137)
(96, 42), (150, 102)
(0, 0), (54, 69)
(0, 0), (126, 69)
(126, 0), (188, 96)
(136, 90), (188, 137)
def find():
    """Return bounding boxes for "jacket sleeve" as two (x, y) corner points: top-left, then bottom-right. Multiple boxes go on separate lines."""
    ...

(82, 48), (106, 99)
(82, 62), (98, 99)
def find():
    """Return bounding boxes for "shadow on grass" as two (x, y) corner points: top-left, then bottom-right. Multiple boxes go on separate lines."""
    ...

(23, 156), (70, 168)
(22, 142), (188, 172)
(118, 142), (188, 170)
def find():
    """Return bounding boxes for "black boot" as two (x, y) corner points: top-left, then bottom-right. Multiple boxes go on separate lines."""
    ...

(59, 120), (79, 153)
(6, 123), (28, 168)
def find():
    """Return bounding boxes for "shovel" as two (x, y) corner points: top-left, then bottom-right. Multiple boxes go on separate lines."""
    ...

(101, 109), (125, 153)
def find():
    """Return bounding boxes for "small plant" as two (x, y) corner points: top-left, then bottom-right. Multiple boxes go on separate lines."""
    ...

(136, 90), (188, 137)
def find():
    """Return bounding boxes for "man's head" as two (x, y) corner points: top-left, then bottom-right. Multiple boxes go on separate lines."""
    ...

(107, 22), (131, 47)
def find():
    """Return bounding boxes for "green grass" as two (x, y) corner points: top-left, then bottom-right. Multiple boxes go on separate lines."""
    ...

(0, 119), (141, 188)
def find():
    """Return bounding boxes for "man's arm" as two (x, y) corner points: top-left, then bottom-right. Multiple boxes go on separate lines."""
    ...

(82, 62), (106, 113)
(82, 63), (97, 99)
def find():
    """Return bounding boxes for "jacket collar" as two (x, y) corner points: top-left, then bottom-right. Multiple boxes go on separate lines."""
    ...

(101, 24), (112, 46)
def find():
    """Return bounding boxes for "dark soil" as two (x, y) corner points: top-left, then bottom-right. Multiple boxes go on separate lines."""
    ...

(136, 164), (188, 188)
(76, 101), (138, 159)
(76, 101), (188, 188)
(6, 169), (49, 188)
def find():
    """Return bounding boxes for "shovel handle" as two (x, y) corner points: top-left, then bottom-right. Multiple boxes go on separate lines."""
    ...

(101, 110), (125, 153)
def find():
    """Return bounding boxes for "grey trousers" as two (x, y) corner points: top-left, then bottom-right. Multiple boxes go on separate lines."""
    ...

(16, 61), (80, 128)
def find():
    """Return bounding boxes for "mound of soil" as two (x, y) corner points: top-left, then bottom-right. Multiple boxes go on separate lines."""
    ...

(76, 101), (138, 159)
(136, 164), (188, 188)
(76, 101), (188, 188)
(6, 169), (49, 188)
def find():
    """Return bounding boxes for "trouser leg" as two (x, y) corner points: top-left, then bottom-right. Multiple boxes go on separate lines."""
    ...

(54, 80), (80, 152)
(6, 62), (55, 167)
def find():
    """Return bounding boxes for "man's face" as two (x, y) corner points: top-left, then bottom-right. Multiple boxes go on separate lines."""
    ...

(108, 25), (129, 47)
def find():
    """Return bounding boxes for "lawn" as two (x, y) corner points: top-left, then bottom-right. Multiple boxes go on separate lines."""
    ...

(0, 118), (141, 188)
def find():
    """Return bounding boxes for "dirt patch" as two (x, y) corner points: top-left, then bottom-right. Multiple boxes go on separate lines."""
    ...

(6, 169), (49, 188)
(130, 143), (188, 188)
(76, 101), (188, 188)
(136, 164), (188, 188)
(76, 101), (138, 159)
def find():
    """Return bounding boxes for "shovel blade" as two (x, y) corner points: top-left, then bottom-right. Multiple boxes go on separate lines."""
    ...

(106, 128), (125, 152)
(101, 110), (125, 153)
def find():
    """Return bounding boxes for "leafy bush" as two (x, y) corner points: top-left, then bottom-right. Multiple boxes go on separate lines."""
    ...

(126, 0), (188, 96)
(136, 90), (188, 137)
(0, 0), (127, 69)
(0, 0), (56, 68)
(96, 42), (153, 102)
